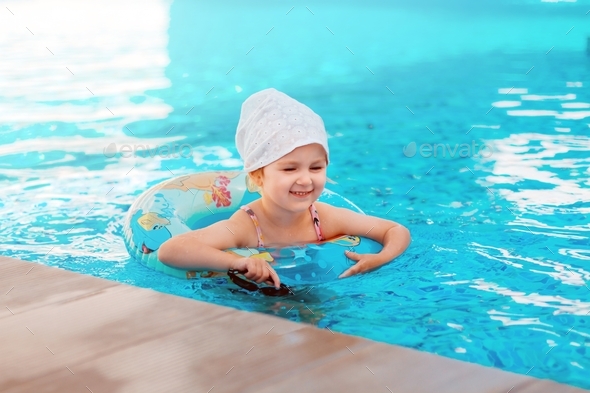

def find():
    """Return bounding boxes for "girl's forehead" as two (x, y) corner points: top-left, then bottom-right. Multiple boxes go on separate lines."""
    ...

(261, 144), (328, 170)
(286, 143), (326, 156)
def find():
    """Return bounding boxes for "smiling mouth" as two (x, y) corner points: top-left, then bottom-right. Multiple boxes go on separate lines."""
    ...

(290, 191), (312, 196)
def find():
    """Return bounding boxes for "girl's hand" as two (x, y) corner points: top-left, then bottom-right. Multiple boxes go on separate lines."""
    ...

(231, 257), (281, 289)
(338, 251), (383, 279)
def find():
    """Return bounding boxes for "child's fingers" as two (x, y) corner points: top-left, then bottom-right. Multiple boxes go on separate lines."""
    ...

(243, 266), (254, 279)
(338, 268), (351, 279)
(244, 261), (261, 281)
(339, 266), (358, 279)
(232, 258), (247, 272)
(254, 264), (265, 282)
(243, 260), (281, 288)
(344, 250), (361, 261)
(266, 266), (281, 289)
(250, 262), (269, 283)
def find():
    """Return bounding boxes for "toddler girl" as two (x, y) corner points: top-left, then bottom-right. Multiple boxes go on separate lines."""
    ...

(159, 88), (410, 288)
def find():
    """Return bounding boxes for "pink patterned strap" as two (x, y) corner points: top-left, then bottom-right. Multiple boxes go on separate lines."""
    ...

(309, 203), (325, 241)
(240, 205), (265, 248)
(240, 204), (325, 247)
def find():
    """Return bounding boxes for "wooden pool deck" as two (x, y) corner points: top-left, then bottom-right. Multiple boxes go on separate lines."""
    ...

(0, 255), (586, 393)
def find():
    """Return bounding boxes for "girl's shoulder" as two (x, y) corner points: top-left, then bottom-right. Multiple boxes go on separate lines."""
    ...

(313, 201), (349, 239)
(313, 201), (336, 215)
(228, 199), (270, 247)
(313, 200), (351, 213)
(226, 202), (262, 248)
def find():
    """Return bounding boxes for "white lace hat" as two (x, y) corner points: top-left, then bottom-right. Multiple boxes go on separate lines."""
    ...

(235, 88), (329, 172)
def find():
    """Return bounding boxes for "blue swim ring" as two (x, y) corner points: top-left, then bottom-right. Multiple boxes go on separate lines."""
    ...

(123, 171), (382, 286)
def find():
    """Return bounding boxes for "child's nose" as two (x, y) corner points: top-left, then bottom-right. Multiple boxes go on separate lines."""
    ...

(296, 172), (312, 185)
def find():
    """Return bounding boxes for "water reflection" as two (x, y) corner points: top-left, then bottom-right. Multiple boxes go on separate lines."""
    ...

(0, 0), (181, 259)
(0, 0), (173, 132)
(479, 85), (590, 215)
(480, 137), (590, 208)
(461, 84), (590, 327)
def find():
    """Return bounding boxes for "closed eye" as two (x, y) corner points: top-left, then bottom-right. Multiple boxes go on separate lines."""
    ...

(283, 166), (324, 172)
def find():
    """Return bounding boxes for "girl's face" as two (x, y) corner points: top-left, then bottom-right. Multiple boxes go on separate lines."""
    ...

(254, 143), (327, 212)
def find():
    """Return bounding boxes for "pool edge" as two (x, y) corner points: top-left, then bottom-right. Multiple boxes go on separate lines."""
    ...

(0, 255), (586, 393)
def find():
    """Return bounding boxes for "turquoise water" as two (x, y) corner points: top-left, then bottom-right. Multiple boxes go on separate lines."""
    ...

(2, 0), (590, 388)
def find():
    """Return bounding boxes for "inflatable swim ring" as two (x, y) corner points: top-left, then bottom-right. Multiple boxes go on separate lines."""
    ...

(123, 171), (382, 287)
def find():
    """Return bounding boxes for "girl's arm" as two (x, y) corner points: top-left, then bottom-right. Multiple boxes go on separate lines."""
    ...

(158, 217), (247, 272)
(322, 205), (411, 278)
(158, 212), (282, 288)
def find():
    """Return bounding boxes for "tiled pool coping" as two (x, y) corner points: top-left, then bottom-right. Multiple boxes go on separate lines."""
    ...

(0, 255), (586, 393)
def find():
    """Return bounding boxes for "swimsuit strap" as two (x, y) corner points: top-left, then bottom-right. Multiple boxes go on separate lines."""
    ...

(240, 203), (325, 247)
(309, 203), (325, 242)
(240, 205), (265, 248)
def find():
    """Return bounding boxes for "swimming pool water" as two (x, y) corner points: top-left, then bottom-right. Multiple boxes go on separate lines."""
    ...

(1, 0), (590, 388)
